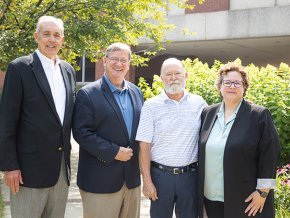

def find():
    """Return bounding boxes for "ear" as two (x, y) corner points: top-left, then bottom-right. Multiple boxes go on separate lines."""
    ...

(160, 74), (164, 81)
(103, 57), (107, 68)
(185, 72), (189, 79)
(33, 32), (39, 43)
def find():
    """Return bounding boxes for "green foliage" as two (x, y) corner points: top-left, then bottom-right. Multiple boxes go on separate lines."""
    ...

(0, 0), (198, 70)
(138, 58), (290, 164)
(275, 164), (290, 218)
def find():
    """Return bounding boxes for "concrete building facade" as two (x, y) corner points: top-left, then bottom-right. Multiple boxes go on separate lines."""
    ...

(136, 0), (290, 83)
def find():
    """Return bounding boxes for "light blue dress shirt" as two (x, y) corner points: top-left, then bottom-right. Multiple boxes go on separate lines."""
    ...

(104, 75), (133, 139)
(204, 101), (242, 202)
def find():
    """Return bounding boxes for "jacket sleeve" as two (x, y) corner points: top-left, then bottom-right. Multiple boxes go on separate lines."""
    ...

(0, 63), (22, 171)
(72, 89), (119, 165)
(257, 108), (280, 179)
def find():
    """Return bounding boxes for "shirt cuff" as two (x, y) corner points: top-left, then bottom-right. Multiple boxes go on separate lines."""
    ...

(256, 178), (277, 189)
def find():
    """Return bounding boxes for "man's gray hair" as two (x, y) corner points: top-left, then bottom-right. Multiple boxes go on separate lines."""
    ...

(160, 58), (185, 75)
(105, 42), (132, 60)
(36, 16), (64, 36)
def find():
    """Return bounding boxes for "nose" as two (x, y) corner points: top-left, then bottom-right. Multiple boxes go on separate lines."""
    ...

(48, 35), (56, 42)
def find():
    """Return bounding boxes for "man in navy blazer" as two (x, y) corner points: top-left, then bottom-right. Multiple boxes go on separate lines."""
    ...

(0, 16), (75, 217)
(73, 42), (144, 218)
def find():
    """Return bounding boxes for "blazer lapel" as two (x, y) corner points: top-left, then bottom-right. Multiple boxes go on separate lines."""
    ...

(202, 104), (220, 146)
(128, 86), (139, 141)
(30, 52), (61, 125)
(101, 77), (129, 140)
(224, 99), (247, 146)
(59, 62), (72, 126)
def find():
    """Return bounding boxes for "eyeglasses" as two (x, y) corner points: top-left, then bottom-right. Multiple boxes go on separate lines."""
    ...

(222, 80), (244, 88)
(107, 57), (129, 64)
(164, 71), (184, 77)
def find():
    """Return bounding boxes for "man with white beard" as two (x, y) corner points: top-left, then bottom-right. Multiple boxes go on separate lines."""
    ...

(136, 58), (207, 218)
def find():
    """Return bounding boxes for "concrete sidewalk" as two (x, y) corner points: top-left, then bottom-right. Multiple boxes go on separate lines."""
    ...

(0, 139), (150, 218)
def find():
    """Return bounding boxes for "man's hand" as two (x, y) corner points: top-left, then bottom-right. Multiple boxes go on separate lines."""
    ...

(143, 180), (158, 201)
(115, 147), (133, 161)
(244, 190), (267, 216)
(4, 170), (23, 194)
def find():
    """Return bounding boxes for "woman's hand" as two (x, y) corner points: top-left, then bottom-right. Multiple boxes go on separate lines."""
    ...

(244, 190), (267, 216)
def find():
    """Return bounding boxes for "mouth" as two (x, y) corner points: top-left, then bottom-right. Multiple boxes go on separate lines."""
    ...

(113, 68), (123, 72)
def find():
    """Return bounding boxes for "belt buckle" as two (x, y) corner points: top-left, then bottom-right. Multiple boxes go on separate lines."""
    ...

(173, 168), (181, 174)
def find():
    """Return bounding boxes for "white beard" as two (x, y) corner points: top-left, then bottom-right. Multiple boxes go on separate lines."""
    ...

(164, 80), (186, 94)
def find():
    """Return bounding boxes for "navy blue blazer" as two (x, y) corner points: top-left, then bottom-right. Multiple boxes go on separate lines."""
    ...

(72, 76), (144, 193)
(0, 52), (76, 187)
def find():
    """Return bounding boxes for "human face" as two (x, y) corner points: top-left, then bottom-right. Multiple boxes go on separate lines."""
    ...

(104, 50), (130, 87)
(220, 71), (245, 104)
(161, 64), (187, 94)
(34, 21), (64, 61)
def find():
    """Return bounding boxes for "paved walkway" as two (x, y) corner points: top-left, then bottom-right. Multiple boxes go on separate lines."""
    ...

(0, 139), (150, 217)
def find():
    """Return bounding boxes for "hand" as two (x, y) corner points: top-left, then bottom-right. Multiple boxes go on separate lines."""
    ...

(4, 170), (23, 194)
(115, 147), (133, 161)
(245, 190), (267, 216)
(143, 180), (158, 201)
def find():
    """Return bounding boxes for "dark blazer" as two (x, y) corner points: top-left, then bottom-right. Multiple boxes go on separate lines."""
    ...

(72, 76), (144, 193)
(198, 100), (280, 218)
(0, 52), (76, 188)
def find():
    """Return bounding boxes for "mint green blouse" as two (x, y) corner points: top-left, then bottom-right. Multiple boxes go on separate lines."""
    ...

(204, 101), (242, 202)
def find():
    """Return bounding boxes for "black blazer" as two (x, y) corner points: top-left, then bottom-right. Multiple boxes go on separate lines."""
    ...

(198, 100), (280, 218)
(72, 76), (144, 193)
(0, 52), (76, 188)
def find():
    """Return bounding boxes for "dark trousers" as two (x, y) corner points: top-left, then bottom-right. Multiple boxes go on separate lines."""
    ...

(204, 197), (224, 218)
(150, 166), (197, 218)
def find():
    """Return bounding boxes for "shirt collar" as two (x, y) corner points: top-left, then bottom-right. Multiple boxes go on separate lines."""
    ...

(218, 99), (243, 114)
(217, 99), (243, 124)
(161, 89), (189, 103)
(36, 49), (61, 66)
(104, 75), (128, 93)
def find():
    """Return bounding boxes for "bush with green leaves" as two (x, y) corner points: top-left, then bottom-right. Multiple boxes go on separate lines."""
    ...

(275, 164), (290, 218)
(138, 58), (290, 165)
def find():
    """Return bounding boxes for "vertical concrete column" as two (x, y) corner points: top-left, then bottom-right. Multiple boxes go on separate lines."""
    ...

(0, 71), (6, 91)
(95, 59), (104, 81)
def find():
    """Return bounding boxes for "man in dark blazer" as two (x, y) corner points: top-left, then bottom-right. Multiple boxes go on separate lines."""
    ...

(0, 16), (75, 218)
(73, 42), (144, 218)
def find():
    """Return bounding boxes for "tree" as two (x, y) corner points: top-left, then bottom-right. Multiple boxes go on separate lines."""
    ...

(0, 0), (203, 70)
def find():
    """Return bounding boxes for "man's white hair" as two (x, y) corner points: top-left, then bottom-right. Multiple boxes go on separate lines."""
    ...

(160, 58), (185, 75)
(36, 16), (64, 36)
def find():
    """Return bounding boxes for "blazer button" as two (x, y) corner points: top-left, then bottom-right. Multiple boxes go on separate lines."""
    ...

(58, 147), (63, 151)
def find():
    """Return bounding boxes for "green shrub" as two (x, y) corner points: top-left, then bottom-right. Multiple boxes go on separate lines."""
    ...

(275, 164), (290, 218)
(138, 58), (290, 164)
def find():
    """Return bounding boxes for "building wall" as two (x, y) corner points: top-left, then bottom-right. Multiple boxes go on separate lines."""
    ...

(230, 0), (290, 10)
(139, 0), (290, 43)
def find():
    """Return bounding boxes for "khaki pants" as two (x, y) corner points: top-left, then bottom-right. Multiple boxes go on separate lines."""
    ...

(80, 184), (141, 218)
(10, 156), (68, 218)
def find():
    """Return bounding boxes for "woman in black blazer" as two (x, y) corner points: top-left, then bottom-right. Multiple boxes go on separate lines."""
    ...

(198, 62), (280, 218)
